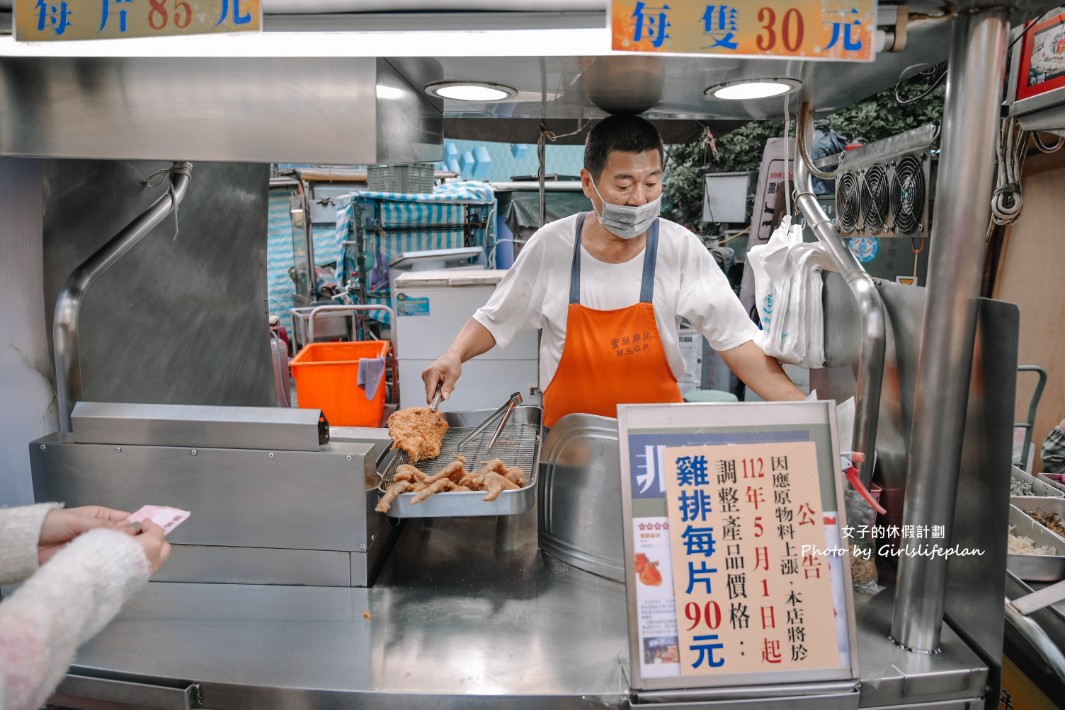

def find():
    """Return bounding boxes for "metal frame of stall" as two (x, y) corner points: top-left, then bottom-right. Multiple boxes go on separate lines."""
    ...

(19, 4), (1058, 709)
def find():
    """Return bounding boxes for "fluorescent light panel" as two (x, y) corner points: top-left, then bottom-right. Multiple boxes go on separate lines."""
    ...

(706, 79), (801, 100)
(425, 81), (516, 102)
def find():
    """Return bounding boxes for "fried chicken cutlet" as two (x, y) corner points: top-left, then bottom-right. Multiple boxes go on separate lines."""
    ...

(386, 406), (449, 463)
(374, 457), (529, 513)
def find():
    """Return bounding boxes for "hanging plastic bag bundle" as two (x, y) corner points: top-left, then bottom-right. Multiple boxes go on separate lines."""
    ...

(747, 216), (830, 369)
(747, 215), (802, 349)
(778, 241), (833, 366)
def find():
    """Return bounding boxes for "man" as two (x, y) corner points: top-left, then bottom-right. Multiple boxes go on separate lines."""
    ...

(422, 114), (804, 428)
(1041, 412), (1065, 473)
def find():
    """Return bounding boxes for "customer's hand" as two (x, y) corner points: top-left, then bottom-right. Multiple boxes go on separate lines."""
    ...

(132, 520), (171, 575)
(38, 506), (133, 565)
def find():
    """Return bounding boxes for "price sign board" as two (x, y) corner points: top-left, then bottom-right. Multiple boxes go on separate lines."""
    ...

(618, 400), (859, 691)
(15, 0), (262, 42)
(610, 0), (877, 62)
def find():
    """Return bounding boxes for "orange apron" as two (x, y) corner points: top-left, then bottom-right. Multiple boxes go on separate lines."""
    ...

(542, 213), (683, 428)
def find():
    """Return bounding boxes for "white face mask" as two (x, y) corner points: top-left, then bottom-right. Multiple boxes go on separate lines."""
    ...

(589, 179), (661, 240)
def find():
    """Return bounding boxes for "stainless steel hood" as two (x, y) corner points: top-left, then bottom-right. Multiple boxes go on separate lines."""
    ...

(0, 2), (1057, 160)
(0, 55), (443, 163)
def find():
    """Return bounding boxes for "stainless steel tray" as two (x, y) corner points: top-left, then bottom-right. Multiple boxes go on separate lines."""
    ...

(1036, 473), (1065, 496)
(1011, 466), (1065, 498)
(1012, 496), (1065, 528)
(377, 406), (541, 518)
(1008, 503), (1065, 582)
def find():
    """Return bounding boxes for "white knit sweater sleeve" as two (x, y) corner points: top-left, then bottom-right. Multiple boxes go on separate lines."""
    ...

(0, 504), (61, 586)
(0, 528), (151, 710)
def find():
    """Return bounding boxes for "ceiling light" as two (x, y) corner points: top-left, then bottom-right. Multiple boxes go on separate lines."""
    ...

(705, 79), (801, 100)
(425, 81), (517, 102)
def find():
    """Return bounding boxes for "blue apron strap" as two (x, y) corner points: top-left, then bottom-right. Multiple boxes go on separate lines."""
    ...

(570, 212), (587, 305)
(639, 218), (660, 303)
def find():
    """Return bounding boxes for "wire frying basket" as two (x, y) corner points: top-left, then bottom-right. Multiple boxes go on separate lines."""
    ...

(380, 420), (539, 486)
(377, 407), (541, 518)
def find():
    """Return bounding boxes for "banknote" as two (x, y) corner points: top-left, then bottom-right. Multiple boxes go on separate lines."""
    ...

(125, 505), (191, 535)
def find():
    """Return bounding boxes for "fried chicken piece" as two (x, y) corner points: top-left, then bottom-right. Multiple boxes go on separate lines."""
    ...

(424, 458), (467, 484)
(480, 459), (507, 475)
(375, 480), (412, 513)
(386, 406), (449, 463)
(456, 474), (479, 489)
(393, 464), (429, 484)
(383, 453), (524, 509)
(482, 471), (520, 501)
(503, 466), (527, 488)
(412, 478), (456, 504)
(457, 458), (506, 489)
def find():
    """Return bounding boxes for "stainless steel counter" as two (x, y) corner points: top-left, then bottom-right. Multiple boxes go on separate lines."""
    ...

(56, 510), (989, 710)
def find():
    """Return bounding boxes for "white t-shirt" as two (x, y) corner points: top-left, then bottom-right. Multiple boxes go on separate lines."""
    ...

(474, 213), (760, 388)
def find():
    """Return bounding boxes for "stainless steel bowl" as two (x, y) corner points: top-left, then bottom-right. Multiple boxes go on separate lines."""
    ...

(537, 413), (625, 582)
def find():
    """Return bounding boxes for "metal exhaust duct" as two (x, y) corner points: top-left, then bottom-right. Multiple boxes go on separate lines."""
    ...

(53, 164), (193, 432)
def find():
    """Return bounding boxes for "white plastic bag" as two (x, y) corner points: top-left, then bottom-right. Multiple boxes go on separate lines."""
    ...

(747, 215), (802, 345)
(747, 216), (830, 368)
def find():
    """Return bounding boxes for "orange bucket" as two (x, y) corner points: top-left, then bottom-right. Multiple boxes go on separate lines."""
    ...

(289, 340), (390, 426)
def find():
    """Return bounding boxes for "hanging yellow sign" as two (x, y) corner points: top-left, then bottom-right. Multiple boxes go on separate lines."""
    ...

(610, 0), (876, 62)
(15, 0), (262, 42)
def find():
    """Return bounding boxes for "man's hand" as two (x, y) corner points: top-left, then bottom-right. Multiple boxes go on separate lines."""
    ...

(422, 351), (463, 405)
(38, 506), (133, 565)
(420, 318), (498, 405)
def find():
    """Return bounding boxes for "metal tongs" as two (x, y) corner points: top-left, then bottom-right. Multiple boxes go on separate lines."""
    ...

(457, 391), (523, 452)
(429, 383), (443, 412)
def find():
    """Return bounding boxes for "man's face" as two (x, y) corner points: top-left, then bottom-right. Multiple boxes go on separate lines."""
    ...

(581, 149), (664, 211)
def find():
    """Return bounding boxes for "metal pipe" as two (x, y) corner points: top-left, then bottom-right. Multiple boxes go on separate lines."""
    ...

(53, 163), (193, 433)
(1015, 365), (1047, 472)
(487, 181), (586, 192)
(892, 9), (1009, 653)
(1004, 600), (1065, 680)
(794, 105), (886, 484)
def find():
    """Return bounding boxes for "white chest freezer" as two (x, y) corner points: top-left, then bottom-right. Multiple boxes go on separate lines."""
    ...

(394, 270), (540, 411)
